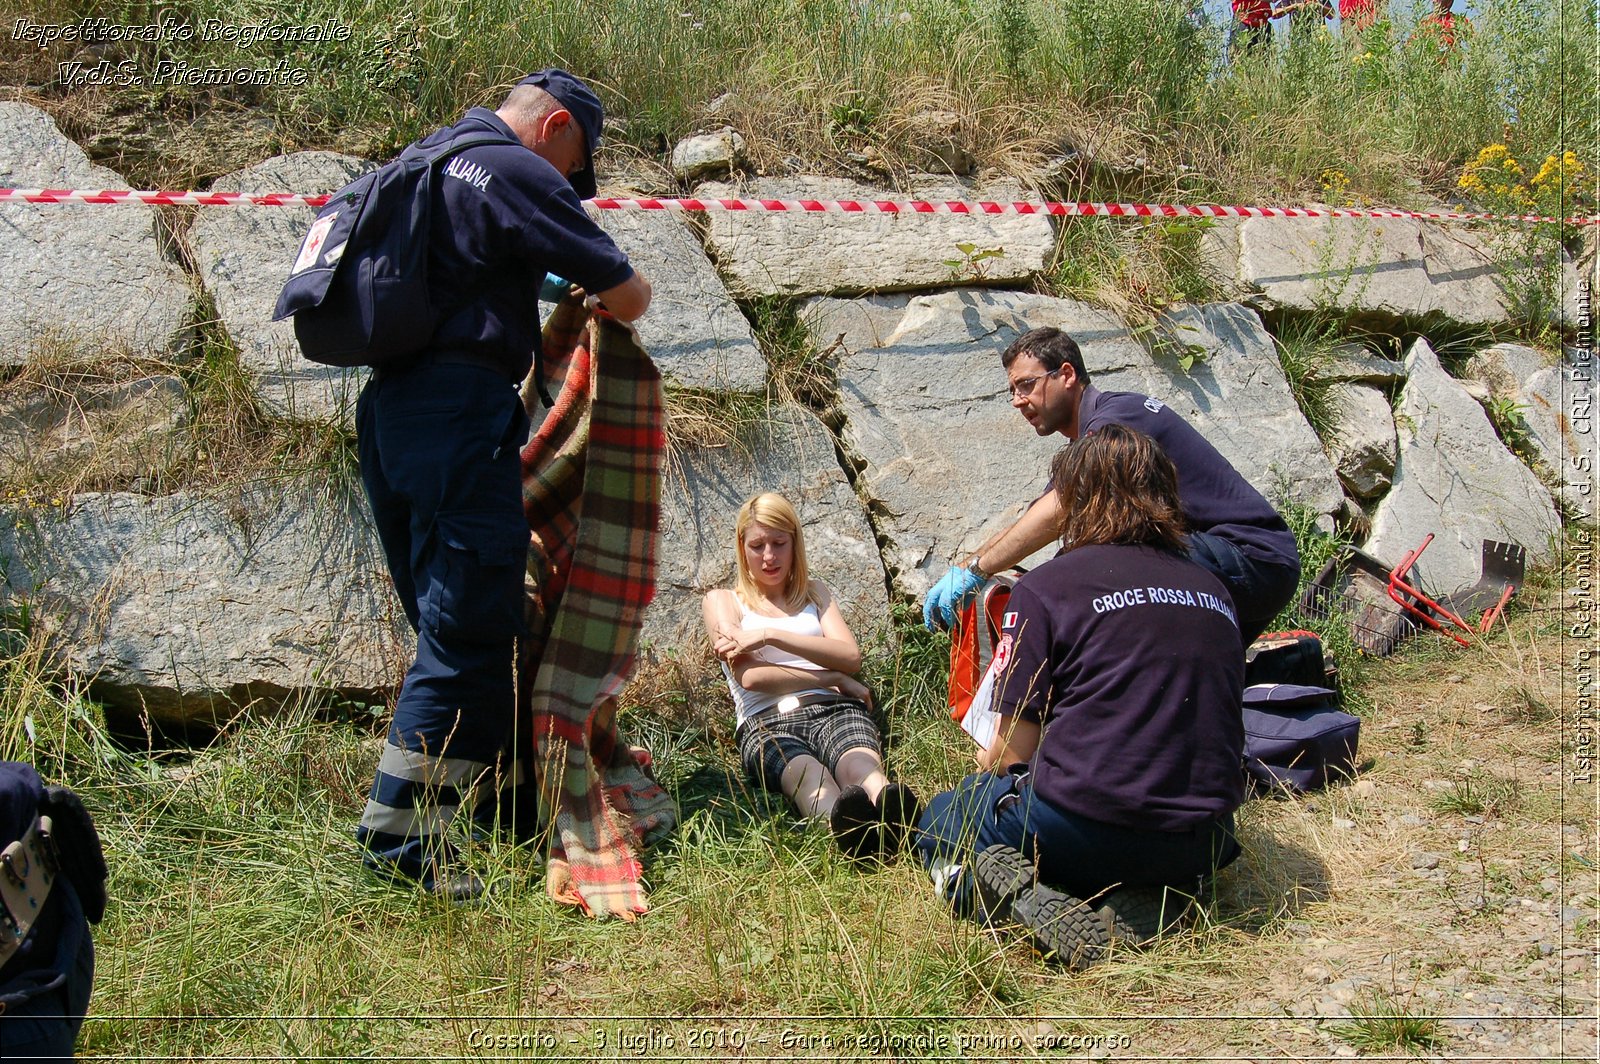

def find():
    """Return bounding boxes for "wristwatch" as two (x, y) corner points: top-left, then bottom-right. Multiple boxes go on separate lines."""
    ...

(965, 555), (989, 580)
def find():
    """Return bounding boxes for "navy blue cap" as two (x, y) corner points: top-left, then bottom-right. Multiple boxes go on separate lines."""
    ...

(518, 68), (602, 199)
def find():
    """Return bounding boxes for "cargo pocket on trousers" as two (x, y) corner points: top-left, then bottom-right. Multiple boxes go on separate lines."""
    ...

(427, 510), (531, 643)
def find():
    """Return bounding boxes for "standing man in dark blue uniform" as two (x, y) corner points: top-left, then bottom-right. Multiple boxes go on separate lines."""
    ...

(355, 69), (652, 900)
(923, 326), (1300, 645)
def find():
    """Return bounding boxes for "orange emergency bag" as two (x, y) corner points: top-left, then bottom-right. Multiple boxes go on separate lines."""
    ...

(946, 573), (1018, 724)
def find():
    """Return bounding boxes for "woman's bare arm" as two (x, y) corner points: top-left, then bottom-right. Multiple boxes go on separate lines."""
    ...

(711, 582), (862, 673)
(976, 715), (1042, 771)
(704, 586), (869, 700)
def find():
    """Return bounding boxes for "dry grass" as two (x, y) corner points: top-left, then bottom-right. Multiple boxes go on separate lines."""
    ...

(0, 347), (193, 500)
(3, 0), (1591, 217)
(659, 386), (774, 516)
(662, 388), (762, 453)
(1043, 215), (1222, 331)
(705, 61), (1061, 187)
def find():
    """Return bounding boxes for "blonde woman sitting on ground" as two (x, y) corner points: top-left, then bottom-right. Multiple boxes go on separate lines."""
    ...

(703, 492), (920, 858)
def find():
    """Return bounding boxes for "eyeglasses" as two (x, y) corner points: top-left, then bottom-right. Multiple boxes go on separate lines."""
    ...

(1007, 366), (1061, 400)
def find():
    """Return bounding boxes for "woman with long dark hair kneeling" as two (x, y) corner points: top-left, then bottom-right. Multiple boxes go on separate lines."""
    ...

(917, 424), (1246, 966)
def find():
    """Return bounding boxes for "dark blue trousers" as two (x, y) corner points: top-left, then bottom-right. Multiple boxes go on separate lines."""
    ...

(354, 362), (530, 884)
(916, 769), (1240, 915)
(1188, 531), (1302, 645)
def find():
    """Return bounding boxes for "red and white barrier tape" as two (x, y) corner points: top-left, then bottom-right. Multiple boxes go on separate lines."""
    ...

(0, 187), (1594, 226)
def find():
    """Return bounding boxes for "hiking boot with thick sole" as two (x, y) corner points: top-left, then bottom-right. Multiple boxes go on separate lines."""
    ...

(1091, 884), (1193, 943)
(971, 843), (1036, 924)
(424, 871), (490, 904)
(971, 845), (1120, 969)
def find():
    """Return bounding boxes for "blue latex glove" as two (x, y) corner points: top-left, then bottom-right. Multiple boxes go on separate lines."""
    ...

(538, 272), (573, 303)
(923, 564), (985, 631)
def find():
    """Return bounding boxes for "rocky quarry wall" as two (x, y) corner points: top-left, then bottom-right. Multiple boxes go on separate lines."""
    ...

(0, 103), (1592, 725)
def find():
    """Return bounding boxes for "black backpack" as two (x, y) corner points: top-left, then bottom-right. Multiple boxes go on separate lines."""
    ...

(1245, 629), (1337, 690)
(272, 128), (518, 368)
(1, 762), (106, 986)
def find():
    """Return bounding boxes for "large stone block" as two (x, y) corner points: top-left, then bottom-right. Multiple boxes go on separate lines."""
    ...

(0, 410), (885, 724)
(805, 290), (1066, 592)
(646, 404), (887, 652)
(1151, 303), (1343, 517)
(808, 290), (1337, 597)
(1465, 342), (1598, 516)
(0, 104), (192, 361)
(1324, 382), (1397, 500)
(0, 484), (408, 724)
(1525, 356), (1598, 520)
(697, 176), (1054, 297)
(1462, 341), (1547, 394)
(1201, 215), (1581, 328)
(591, 208), (764, 393)
(1365, 339), (1561, 593)
(188, 152), (374, 425)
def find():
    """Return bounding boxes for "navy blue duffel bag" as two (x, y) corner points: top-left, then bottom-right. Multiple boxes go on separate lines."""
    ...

(1242, 684), (1361, 795)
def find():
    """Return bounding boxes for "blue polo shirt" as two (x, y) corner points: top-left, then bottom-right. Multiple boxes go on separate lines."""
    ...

(995, 544), (1246, 831)
(414, 107), (635, 381)
(1074, 384), (1299, 570)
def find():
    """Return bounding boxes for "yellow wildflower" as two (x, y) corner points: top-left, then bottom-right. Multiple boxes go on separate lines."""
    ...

(1320, 167), (1351, 201)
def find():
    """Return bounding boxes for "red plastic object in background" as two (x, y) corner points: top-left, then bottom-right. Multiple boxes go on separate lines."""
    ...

(947, 574), (1017, 721)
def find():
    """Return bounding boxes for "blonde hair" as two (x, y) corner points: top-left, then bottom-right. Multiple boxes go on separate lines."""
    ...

(732, 492), (821, 612)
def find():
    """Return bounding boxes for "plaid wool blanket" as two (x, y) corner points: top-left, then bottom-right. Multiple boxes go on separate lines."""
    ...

(516, 296), (677, 919)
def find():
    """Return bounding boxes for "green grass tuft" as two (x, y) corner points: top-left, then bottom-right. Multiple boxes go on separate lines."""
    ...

(1330, 988), (1446, 1055)
(755, 297), (838, 411)
(10, 0), (1591, 215)
(1428, 773), (1523, 818)
(1272, 317), (1348, 442)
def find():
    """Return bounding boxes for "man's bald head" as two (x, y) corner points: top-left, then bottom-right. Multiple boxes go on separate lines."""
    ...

(498, 83), (563, 135)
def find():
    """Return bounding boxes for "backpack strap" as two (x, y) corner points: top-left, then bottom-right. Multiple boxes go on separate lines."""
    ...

(399, 128), (523, 305)
(408, 129), (559, 407)
(40, 785), (107, 925)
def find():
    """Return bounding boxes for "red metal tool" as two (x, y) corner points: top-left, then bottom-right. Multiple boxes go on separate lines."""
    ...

(1384, 535), (1521, 646)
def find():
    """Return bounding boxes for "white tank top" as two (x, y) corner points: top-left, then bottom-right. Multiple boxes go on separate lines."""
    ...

(720, 599), (835, 725)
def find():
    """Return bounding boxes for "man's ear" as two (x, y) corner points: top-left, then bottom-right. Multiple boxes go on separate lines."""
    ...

(538, 108), (573, 142)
